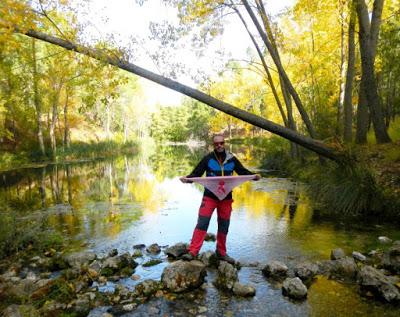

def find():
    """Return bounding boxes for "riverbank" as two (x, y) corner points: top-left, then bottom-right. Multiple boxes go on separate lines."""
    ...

(0, 140), (138, 172)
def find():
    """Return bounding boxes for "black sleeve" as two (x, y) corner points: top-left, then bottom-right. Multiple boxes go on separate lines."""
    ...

(233, 156), (254, 175)
(186, 156), (208, 177)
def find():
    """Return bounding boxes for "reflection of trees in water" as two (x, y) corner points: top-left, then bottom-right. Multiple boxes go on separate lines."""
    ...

(149, 145), (207, 179)
(0, 152), (170, 238)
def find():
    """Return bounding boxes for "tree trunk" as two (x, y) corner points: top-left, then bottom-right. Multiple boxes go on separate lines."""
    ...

(20, 28), (344, 162)
(31, 38), (46, 156)
(355, 0), (391, 143)
(242, 0), (317, 139)
(64, 87), (71, 149)
(337, 1), (346, 136)
(105, 102), (111, 139)
(343, 2), (356, 143)
(50, 85), (61, 158)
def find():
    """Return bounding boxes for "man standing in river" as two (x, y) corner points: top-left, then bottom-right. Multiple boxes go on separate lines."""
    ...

(180, 134), (260, 263)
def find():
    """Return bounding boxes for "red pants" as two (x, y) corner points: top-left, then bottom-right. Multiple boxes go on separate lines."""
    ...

(188, 196), (233, 256)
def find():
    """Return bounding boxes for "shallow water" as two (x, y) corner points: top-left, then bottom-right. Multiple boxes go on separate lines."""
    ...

(1, 144), (399, 316)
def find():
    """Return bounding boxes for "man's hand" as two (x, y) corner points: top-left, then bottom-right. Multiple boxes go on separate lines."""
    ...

(180, 177), (193, 183)
(253, 174), (261, 181)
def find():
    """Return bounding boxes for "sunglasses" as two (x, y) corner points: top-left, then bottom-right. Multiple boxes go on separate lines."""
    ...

(213, 141), (225, 146)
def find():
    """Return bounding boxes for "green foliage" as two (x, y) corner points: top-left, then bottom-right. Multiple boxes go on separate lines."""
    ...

(150, 99), (215, 142)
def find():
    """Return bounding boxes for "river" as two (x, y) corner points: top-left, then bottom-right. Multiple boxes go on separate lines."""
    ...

(1, 143), (399, 316)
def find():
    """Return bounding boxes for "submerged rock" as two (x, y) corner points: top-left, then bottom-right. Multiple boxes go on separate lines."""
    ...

(282, 277), (308, 299)
(232, 282), (256, 297)
(330, 248), (345, 260)
(358, 265), (400, 303)
(214, 261), (238, 291)
(164, 243), (188, 258)
(161, 260), (206, 293)
(262, 260), (288, 278)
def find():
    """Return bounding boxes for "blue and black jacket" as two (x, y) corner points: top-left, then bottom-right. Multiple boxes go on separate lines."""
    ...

(187, 150), (254, 200)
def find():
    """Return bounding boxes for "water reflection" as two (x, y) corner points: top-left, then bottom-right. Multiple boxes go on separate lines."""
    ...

(1, 145), (399, 256)
(1, 144), (400, 316)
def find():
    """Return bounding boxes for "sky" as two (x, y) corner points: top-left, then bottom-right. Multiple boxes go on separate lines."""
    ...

(72, 0), (296, 106)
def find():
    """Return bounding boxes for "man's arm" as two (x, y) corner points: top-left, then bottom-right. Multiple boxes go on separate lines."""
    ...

(180, 156), (208, 183)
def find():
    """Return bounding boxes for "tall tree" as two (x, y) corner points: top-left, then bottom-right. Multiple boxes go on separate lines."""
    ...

(355, 0), (391, 143)
(31, 38), (46, 156)
(343, 0), (356, 143)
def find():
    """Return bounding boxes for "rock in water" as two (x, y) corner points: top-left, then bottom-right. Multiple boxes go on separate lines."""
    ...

(214, 261), (238, 290)
(64, 251), (96, 269)
(262, 260), (288, 278)
(378, 236), (392, 245)
(282, 277), (308, 299)
(352, 251), (367, 262)
(205, 233), (216, 241)
(382, 242), (400, 274)
(161, 260), (206, 292)
(294, 262), (319, 283)
(146, 243), (161, 254)
(232, 282), (256, 297)
(358, 265), (400, 303)
(164, 243), (188, 258)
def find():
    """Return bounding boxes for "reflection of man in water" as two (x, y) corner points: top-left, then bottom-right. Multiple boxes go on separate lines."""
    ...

(180, 134), (260, 263)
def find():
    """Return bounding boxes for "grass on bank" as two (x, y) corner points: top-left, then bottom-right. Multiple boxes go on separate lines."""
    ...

(0, 140), (138, 171)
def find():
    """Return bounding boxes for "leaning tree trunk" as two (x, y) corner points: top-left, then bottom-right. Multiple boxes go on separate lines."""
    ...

(355, 0), (391, 143)
(343, 1), (356, 143)
(17, 28), (344, 162)
(31, 38), (46, 156)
